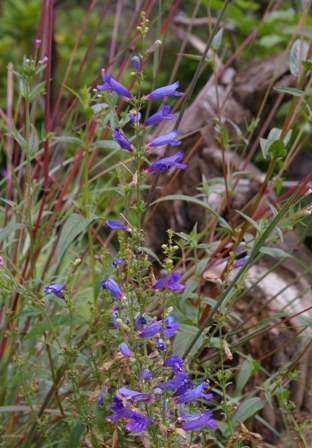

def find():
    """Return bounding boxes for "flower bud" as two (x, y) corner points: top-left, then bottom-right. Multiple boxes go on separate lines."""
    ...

(131, 56), (141, 72)
(148, 40), (162, 53)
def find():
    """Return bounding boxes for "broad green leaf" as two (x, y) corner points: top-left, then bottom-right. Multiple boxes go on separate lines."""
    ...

(0, 223), (26, 242)
(231, 397), (266, 425)
(290, 39), (309, 77)
(58, 213), (93, 261)
(302, 59), (312, 71)
(69, 423), (84, 448)
(260, 247), (291, 258)
(181, 279), (198, 302)
(234, 359), (254, 396)
(173, 324), (204, 360)
(267, 140), (286, 158)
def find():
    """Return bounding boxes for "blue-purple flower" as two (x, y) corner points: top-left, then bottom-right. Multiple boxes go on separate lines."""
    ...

(119, 342), (132, 358)
(174, 381), (213, 404)
(142, 105), (177, 127)
(232, 255), (249, 269)
(145, 81), (184, 99)
(146, 130), (181, 148)
(139, 366), (152, 381)
(157, 337), (166, 351)
(107, 396), (153, 432)
(112, 127), (134, 153)
(152, 272), (185, 291)
(112, 258), (125, 268)
(44, 282), (66, 299)
(134, 315), (146, 331)
(163, 355), (183, 375)
(105, 220), (131, 231)
(97, 74), (134, 101)
(97, 385), (108, 406)
(145, 152), (187, 173)
(102, 278), (126, 300)
(138, 314), (180, 338)
(131, 56), (141, 72)
(128, 110), (141, 122)
(180, 410), (217, 431)
(118, 387), (153, 403)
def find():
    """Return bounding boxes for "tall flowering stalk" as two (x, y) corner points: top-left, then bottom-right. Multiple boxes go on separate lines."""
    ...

(91, 13), (216, 446)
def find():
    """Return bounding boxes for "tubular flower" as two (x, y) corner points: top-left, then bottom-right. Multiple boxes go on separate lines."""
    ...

(118, 387), (153, 403)
(131, 56), (141, 72)
(163, 355), (183, 375)
(44, 282), (66, 299)
(174, 382), (213, 404)
(232, 255), (249, 269)
(113, 127), (134, 153)
(139, 366), (152, 381)
(157, 337), (166, 351)
(181, 410), (217, 431)
(105, 220), (131, 231)
(142, 105), (177, 127)
(112, 258), (125, 268)
(107, 396), (153, 432)
(145, 81), (184, 99)
(102, 278), (126, 300)
(97, 74), (134, 101)
(138, 314), (180, 338)
(97, 385), (108, 406)
(147, 130), (181, 148)
(145, 152), (186, 173)
(152, 272), (185, 291)
(119, 342), (132, 358)
(128, 110), (141, 122)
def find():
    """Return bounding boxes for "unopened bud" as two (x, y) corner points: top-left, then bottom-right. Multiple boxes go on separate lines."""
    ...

(131, 56), (141, 72)
(148, 40), (162, 53)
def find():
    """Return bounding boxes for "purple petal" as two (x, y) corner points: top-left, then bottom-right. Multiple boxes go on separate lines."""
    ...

(174, 382), (213, 404)
(145, 152), (186, 173)
(181, 410), (217, 431)
(163, 355), (183, 374)
(119, 342), (132, 358)
(232, 255), (249, 269)
(97, 74), (134, 100)
(157, 337), (166, 351)
(113, 127), (134, 153)
(105, 220), (131, 231)
(147, 130), (182, 148)
(44, 282), (66, 299)
(101, 278), (126, 300)
(142, 105), (177, 127)
(138, 321), (161, 338)
(145, 81), (184, 99)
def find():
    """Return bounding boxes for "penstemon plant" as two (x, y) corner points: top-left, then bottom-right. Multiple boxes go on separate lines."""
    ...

(2, 5), (312, 448)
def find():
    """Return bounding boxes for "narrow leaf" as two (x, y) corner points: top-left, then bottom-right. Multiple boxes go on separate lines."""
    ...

(58, 214), (92, 261)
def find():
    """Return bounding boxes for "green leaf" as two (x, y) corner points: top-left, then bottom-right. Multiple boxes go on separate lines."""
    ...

(302, 59), (312, 71)
(69, 423), (84, 448)
(267, 139), (286, 158)
(274, 86), (305, 97)
(151, 195), (221, 221)
(173, 324), (204, 361)
(24, 313), (85, 340)
(181, 279), (198, 302)
(92, 140), (120, 150)
(234, 359), (253, 396)
(58, 214), (93, 262)
(212, 28), (223, 49)
(235, 210), (261, 232)
(290, 39), (309, 77)
(29, 124), (39, 154)
(29, 80), (46, 101)
(0, 223), (26, 242)
(231, 397), (266, 425)
(260, 246), (291, 258)
(54, 136), (83, 145)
